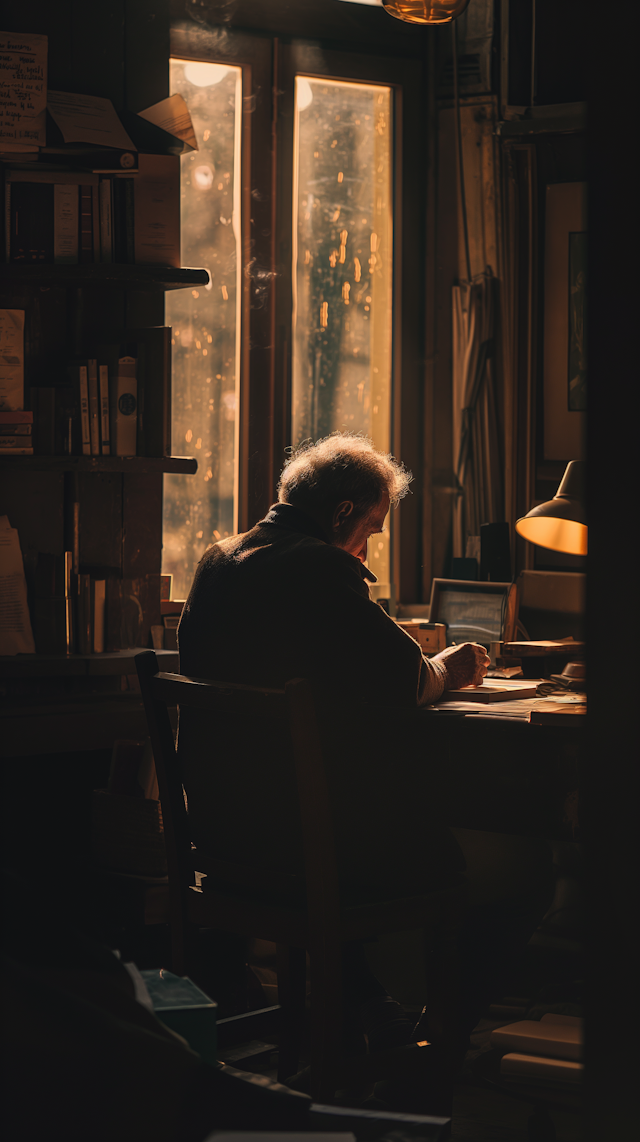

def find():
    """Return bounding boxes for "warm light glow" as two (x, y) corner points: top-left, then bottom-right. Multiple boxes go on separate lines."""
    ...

(515, 516), (588, 556)
(296, 77), (314, 111)
(184, 62), (230, 87)
(382, 0), (471, 23)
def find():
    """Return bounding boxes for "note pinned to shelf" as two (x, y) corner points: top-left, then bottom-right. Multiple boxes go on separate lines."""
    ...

(0, 516), (35, 656)
(48, 90), (136, 151)
(0, 29), (47, 151)
(138, 93), (198, 152)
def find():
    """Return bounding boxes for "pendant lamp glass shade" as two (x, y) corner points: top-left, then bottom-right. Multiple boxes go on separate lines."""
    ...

(515, 461), (587, 556)
(382, 0), (471, 23)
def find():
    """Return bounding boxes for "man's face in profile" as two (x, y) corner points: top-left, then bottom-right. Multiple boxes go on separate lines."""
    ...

(333, 492), (390, 564)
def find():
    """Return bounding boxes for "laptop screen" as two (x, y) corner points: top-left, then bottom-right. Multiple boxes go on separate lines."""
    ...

(434, 587), (506, 646)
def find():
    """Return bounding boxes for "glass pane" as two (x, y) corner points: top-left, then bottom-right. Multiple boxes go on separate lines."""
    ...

(292, 77), (394, 587)
(162, 60), (242, 601)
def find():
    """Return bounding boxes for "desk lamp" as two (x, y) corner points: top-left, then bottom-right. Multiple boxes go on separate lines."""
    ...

(516, 459), (587, 687)
(515, 460), (587, 556)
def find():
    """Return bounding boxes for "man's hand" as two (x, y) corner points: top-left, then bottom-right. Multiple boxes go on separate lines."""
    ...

(434, 642), (491, 690)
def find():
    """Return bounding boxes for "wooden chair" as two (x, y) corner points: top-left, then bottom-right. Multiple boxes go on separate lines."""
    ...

(135, 650), (465, 1102)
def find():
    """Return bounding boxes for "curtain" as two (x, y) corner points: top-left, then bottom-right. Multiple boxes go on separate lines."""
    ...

(452, 267), (502, 558)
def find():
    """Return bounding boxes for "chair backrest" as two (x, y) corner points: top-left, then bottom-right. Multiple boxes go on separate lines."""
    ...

(135, 652), (341, 939)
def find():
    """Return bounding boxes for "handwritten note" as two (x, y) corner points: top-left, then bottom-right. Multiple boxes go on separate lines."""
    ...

(0, 30), (47, 150)
(0, 310), (25, 411)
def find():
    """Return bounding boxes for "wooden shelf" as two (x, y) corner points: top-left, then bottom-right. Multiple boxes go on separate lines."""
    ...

(0, 454), (197, 474)
(0, 264), (210, 291)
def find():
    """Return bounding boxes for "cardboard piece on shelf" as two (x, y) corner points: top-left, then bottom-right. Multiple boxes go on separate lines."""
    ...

(137, 94), (198, 153)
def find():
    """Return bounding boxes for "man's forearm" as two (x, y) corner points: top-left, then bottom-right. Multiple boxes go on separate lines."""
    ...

(417, 654), (448, 706)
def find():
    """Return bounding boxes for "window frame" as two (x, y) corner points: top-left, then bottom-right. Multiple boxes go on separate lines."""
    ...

(170, 24), (425, 601)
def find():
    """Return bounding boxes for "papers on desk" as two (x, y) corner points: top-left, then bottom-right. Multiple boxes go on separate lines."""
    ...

(437, 692), (586, 722)
(440, 681), (537, 703)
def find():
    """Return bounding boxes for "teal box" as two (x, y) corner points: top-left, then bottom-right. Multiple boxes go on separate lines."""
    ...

(140, 969), (218, 1065)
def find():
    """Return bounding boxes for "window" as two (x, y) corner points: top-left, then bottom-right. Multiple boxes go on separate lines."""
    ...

(292, 77), (394, 585)
(162, 60), (242, 602)
(165, 27), (423, 602)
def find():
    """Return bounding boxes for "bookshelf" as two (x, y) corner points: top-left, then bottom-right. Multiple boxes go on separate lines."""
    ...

(1, 219), (203, 658)
(0, 265), (210, 290)
(0, 455), (197, 474)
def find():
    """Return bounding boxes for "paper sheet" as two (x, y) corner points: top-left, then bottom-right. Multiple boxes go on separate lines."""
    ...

(0, 515), (35, 655)
(48, 90), (135, 151)
(0, 30), (47, 150)
(0, 29), (46, 149)
(0, 309), (25, 411)
(138, 93), (198, 152)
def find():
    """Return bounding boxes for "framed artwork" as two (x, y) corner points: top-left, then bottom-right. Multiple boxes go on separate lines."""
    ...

(543, 182), (587, 460)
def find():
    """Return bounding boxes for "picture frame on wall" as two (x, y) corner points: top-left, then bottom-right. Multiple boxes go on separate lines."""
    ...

(543, 181), (587, 461)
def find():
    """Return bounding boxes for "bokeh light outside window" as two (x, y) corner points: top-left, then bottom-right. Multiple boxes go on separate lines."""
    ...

(162, 60), (242, 601)
(292, 77), (394, 587)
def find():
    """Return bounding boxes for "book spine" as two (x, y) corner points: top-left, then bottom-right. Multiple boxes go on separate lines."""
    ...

(53, 184), (79, 264)
(99, 364), (111, 454)
(134, 155), (180, 267)
(77, 573), (92, 656)
(79, 185), (93, 263)
(0, 432), (32, 445)
(93, 579), (106, 654)
(78, 365), (91, 455)
(112, 355), (137, 456)
(91, 184), (100, 263)
(10, 183), (54, 262)
(0, 445), (34, 454)
(123, 178), (135, 264)
(0, 410), (33, 423)
(4, 182), (9, 263)
(87, 358), (100, 455)
(30, 387), (55, 454)
(99, 177), (113, 263)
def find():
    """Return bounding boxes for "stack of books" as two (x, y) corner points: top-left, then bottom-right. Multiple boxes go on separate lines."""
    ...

(0, 410), (33, 454)
(4, 155), (179, 267)
(491, 1014), (583, 1086)
(31, 351), (138, 457)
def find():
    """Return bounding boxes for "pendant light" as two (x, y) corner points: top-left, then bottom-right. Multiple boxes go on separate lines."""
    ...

(382, 0), (471, 23)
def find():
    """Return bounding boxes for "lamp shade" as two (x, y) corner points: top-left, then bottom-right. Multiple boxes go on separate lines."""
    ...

(515, 461), (587, 556)
(382, 0), (471, 23)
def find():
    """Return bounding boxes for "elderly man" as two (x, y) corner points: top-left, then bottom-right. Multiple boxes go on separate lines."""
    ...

(177, 434), (554, 1108)
(178, 433), (489, 701)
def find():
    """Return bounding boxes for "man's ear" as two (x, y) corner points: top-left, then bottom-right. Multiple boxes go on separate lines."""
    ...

(332, 500), (354, 530)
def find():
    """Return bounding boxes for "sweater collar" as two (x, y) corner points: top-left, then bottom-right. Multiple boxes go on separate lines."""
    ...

(261, 502), (330, 543)
(259, 502), (378, 582)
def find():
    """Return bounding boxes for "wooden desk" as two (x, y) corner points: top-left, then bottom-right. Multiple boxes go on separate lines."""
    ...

(420, 705), (582, 841)
(346, 696), (584, 847)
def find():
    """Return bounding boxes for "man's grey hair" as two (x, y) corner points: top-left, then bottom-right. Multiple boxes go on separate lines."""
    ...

(277, 432), (412, 521)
